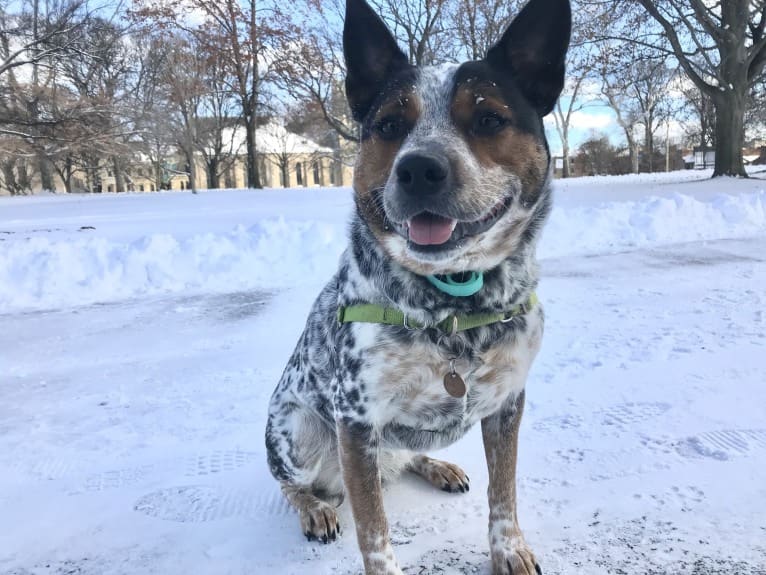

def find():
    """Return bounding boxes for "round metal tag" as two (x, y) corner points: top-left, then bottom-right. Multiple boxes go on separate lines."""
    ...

(443, 372), (467, 398)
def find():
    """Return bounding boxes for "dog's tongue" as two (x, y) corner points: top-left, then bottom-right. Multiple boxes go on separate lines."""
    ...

(407, 213), (457, 245)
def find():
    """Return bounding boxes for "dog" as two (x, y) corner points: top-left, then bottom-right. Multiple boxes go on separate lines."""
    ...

(265, 0), (570, 572)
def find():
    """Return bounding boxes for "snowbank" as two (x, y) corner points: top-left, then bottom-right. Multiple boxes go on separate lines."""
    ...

(541, 190), (766, 258)
(0, 219), (344, 312)
(1, 186), (765, 312)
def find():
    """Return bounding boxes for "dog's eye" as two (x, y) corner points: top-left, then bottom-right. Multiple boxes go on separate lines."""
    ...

(374, 117), (407, 140)
(474, 112), (509, 135)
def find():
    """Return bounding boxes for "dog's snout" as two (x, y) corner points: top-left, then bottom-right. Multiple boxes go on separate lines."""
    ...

(396, 154), (450, 196)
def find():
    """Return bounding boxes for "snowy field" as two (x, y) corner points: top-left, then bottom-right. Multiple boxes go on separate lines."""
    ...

(1, 170), (765, 574)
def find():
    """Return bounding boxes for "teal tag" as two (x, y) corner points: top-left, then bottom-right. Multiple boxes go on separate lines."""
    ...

(426, 271), (484, 297)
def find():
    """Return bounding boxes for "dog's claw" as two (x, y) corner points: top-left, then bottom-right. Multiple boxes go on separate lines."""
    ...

(535, 564), (543, 575)
(298, 498), (341, 544)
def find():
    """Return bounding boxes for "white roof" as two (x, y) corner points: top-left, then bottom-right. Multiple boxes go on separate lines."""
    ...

(253, 123), (332, 155)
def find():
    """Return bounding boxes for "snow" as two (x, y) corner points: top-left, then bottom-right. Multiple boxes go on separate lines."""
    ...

(1, 169), (766, 574)
(2, 171), (765, 314)
(252, 123), (332, 155)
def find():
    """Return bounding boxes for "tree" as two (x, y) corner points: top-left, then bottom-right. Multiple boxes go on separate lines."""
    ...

(0, 0), (88, 80)
(589, 6), (679, 176)
(367, 0), (452, 65)
(680, 82), (716, 152)
(550, 10), (599, 178)
(630, 59), (677, 172)
(0, 0), (93, 190)
(271, 20), (359, 143)
(633, 0), (766, 177)
(449, 0), (521, 60)
(576, 135), (625, 176)
(59, 16), (137, 192)
(131, 0), (293, 188)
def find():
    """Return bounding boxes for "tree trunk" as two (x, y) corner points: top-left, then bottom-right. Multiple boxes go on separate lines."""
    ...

(2, 162), (20, 195)
(281, 163), (288, 188)
(712, 89), (747, 178)
(207, 159), (220, 189)
(38, 156), (54, 191)
(113, 157), (126, 193)
(185, 149), (197, 193)
(630, 143), (639, 174)
(644, 124), (653, 172)
(623, 129), (639, 174)
(245, 115), (261, 188)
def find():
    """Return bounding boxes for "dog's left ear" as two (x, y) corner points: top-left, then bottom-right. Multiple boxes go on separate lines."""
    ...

(485, 0), (571, 116)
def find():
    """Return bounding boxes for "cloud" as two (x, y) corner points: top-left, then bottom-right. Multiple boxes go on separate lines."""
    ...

(569, 111), (614, 130)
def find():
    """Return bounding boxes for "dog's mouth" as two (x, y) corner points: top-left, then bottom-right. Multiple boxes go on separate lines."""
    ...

(390, 194), (513, 252)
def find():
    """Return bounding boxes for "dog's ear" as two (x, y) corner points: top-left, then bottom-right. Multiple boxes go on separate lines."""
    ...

(485, 0), (571, 116)
(344, 0), (409, 122)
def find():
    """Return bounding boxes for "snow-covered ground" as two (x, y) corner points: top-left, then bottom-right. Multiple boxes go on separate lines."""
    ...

(1, 170), (765, 574)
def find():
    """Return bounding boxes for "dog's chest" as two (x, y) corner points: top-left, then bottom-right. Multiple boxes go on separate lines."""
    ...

(342, 311), (542, 448)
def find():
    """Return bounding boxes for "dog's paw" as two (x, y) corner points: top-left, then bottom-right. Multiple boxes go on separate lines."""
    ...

(491, 535), (541, 575)
(299, 499), (341, 544)
(410, 455), (470, 493)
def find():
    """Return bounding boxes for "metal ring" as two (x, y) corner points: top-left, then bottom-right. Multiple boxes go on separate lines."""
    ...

(403, 314), (415, 330)
(436, 333), (466, 362)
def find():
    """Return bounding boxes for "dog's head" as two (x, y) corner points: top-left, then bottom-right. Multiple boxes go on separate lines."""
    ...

(344, 0), (570, 276)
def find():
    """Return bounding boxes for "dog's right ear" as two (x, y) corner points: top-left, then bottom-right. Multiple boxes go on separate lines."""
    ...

(344, 0), (409, 122)
(485, 0), (571, 116)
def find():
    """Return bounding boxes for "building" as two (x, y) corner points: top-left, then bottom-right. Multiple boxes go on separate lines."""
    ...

(254, 122), (354, 189)
(0, 124), (355, 195)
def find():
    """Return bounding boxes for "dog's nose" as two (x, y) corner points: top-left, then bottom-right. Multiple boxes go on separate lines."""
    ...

(396, 154), (450, 195)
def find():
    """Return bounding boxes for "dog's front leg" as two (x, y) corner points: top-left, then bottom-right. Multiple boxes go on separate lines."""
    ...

(482, 390), (541, 575)
(337, 421), (402, 575)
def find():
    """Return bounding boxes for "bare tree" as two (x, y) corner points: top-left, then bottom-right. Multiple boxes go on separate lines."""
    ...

(0, 0), (94, 190)
(59, 16), (136, 192)
(272, 21), (359, 143)
(550, 13), (599, 178)
(367, 0), (452, 65)
(448, 0), (521, 60)
(631, 0), (766, 177)
(132, 0), (293, 188)
(631, 59), (678, 172)
(0, 0), (87, 80)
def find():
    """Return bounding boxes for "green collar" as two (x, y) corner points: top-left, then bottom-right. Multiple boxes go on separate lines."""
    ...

(337, 293), (538, 336)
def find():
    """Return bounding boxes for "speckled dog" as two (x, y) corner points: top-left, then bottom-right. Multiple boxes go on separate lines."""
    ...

(265, 0), (570, 573)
